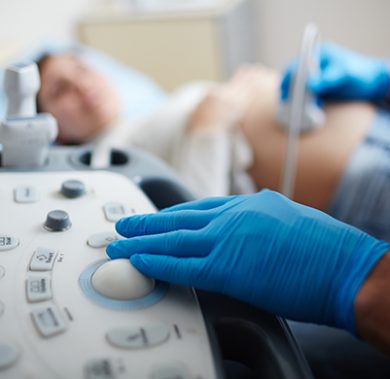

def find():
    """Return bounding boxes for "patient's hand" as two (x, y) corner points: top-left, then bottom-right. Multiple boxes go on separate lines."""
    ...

(189, 65), (269, 132)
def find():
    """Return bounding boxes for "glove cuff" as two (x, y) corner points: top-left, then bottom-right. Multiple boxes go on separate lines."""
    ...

(385, 62), (390, 105)
(335, 239), (390, 334)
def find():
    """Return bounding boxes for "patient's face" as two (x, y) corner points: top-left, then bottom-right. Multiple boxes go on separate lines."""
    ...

(37, 54), (120, 144)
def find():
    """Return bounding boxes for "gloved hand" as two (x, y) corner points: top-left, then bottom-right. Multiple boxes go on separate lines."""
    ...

(106, 190), (390, 334)
(281, 42), (390, 102)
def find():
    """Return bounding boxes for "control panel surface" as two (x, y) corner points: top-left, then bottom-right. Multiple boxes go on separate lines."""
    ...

(0, 171), (218, 379)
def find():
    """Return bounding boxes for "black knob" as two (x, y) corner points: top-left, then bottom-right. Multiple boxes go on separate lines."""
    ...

(60, 179), (86, 198)
(44, 210), (71, 231)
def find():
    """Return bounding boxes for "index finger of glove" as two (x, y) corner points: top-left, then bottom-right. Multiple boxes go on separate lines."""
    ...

(116, 210), (213, 238)
(107, 229), (212, 259)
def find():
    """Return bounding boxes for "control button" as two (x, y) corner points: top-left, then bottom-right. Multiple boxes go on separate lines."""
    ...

(91, 259), (155, 300)
(14, 185), (39, 203)
(0, 301), (4, 317)
(26, 274), (52, 302)
(149, 363), (191, 379)
(44, 210), (71, 231)
(31, 305), (66, 337)
(60, 179), (86, 198)
(80, 260), (168, 311)
(0, 343), (20, 371)
(30, 247), (57, 271)
(85, 359), (117, 379)
(106, 323), (170, 349)
(103, 202), (127, 222)
(0, 235), (19, 251)
(0, 265), (5, 280)
(87, 232), (120, 248)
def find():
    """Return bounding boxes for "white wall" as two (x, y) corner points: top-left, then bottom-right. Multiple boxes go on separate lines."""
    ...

(0, 0), (91, 61)
(1, 0), (390, 69)
(255, 0), (390, 70)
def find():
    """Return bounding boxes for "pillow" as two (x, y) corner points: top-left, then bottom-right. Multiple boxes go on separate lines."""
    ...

(0, 40), (167, 121)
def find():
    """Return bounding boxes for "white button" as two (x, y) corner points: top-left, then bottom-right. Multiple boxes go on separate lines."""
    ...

(87, 232), (120, 248)
(106, 323), (170, 349)
(103, 202), (127, 222)
(0, 235), (19, 251)
(144, 324), (170, 346)
(0, 265), (5, 280)
(149, 363), (191, 379)
(14, 186), (39, 203)
(85, 359), (118, 379)
(26, 274), (52, 302)
(31, 305), (66, 337)
(30, 247), (57, 271)
(0, 343), (20, 370)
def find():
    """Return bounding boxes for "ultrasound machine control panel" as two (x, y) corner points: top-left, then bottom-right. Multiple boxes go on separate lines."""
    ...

(0, 170), (219, 379)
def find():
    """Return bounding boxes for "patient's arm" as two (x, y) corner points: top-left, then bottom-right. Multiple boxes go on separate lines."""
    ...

(188, 66), (261, 132)
(204, 65), (376, 211)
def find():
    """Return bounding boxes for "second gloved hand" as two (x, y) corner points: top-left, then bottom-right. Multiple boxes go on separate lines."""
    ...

(106, 190), (390, 333)
(281, 42), (390, 102)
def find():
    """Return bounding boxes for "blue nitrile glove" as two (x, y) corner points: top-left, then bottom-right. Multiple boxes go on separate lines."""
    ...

(106, 190), (390, 334)
(281, 42), (390, 102)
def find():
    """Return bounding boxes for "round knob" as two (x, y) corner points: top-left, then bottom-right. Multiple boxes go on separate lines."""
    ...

(91, 259), (155, 300)
(60, 179), (86, 198)
(44, 210), (71, 231)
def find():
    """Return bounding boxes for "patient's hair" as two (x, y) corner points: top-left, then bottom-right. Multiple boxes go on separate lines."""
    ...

(36, 54), (52, 113)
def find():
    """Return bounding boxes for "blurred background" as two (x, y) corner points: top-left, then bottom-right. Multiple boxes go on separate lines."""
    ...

(1, 0), (390, 90)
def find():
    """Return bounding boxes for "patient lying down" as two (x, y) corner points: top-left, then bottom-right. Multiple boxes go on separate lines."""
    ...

(36, 53), (390, 241)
